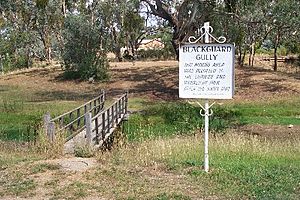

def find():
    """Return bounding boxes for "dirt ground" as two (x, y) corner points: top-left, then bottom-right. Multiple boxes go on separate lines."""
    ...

(236, 124), (300, 141)
(1, 60), (300, 101)
(1, 60), (300, 139)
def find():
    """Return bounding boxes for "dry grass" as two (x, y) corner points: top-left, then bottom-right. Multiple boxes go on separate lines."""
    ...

(1, 132), (300, 199)
(33, 127), (66, 159)
(98, 132), (300, 169)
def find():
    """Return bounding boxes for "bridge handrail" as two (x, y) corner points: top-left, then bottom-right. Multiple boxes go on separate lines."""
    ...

(44, 91), (105, 141)
(51, 91), (105, 122)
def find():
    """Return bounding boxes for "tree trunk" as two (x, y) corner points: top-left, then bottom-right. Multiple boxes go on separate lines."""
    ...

(274, 46), (278, 71)
(115, 47), (122, 62)
(251, 43), (255, 67)
(171, 39), (179, 60)
(250, 42), (255, 67)
(248, 47), (252, 66)
(171, 26), (180, 60)
(39, 28), (52, 62)
(242, 48), (247, 67)
(273, 30), (280, 71)
(46, 46), (52, 63)
(237, 45), (243, 67)
(112, 27), (122, 62)
(61, 0), (66, 17)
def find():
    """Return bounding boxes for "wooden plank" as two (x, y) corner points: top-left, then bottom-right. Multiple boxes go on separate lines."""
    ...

(115, 101), (118, 124)
(51, 92), (105, 122)
(107, 109), (110, 133)
(84, 105), (87, 125)
(101, 112), (106, 140)
(110, 104), (115, 127)
(77, 109), (81, 127)
(59, 116), (64, 127)
(62, 92), (128, 144)
(125, 91), (128, 114)
(95, 116), (99, 143)
(69, 112), (74, 131)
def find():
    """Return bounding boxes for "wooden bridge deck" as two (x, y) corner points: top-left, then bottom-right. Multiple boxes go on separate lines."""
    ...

(63, 113), (126, 154)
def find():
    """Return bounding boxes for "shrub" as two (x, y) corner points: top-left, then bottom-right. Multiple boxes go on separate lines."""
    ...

(137, 47), (175, 60)
(63, 15), (109, 81)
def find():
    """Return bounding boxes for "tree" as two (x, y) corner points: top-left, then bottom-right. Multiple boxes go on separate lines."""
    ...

(34, 0), (65, 62)
(222, 0), (272, 67)
(98, 0), (143, 61)
(123, 11), (146, 57)
(0, 0), (38, 69)
(0, 0), (65, 66)
(266, 0), (300, 71)
(140, 0), (218, 59)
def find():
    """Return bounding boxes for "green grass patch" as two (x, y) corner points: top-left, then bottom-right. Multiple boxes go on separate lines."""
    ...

(51, 181), (92, 200)
(30, 163), (60, 174)
(6, 179), (36, 197)
(0, 100), (82, 142)
(125, 97), (300, 142)
(207, 153), (300, 199)
(167, 136), (300, 199)
(153, 193), (192, 200)
(231, 97), (300, 125)
(125, 102), (239, 141)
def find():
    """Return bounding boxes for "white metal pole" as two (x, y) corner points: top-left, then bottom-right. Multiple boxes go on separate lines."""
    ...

(204, 22), (210, 172)
(204, 100), (209, 172)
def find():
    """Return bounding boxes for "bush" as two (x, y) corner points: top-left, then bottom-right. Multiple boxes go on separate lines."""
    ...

(63, 15), (109, 81)
(137, 48), (175, 60)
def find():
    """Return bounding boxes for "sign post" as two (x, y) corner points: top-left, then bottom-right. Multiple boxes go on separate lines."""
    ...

(179, 22), (235, 172)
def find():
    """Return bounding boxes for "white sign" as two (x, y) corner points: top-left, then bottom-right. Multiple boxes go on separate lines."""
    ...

(179, 43), (235, 99)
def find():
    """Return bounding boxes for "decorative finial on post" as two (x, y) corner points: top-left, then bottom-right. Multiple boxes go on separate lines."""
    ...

(204, 22), (210, 44)
(187, 22), (227, 44)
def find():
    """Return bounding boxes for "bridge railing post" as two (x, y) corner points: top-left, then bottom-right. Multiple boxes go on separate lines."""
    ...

(101, 112), (106, 140)
(44, 112), (51, 133)
(47, 122), (55, 142)
(115, 102), (118, 124)
(85, 112), (92, 145)
(44, 112), (55, 142)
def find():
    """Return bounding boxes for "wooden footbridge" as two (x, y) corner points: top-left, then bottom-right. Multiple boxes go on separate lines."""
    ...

(43, 91), (128, 153)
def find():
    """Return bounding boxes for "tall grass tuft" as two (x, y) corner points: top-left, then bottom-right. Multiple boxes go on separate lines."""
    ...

(33, 126), (66, 158)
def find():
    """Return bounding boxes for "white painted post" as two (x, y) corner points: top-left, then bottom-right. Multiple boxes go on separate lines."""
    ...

(204, 22), (210, 44)
(204, 100), (209, 172)
(204, 22), (210, 173)
(85, 112), (92, 145)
